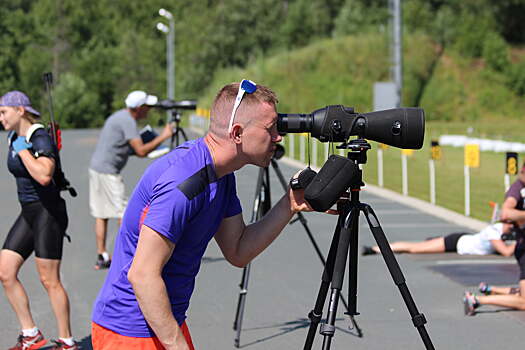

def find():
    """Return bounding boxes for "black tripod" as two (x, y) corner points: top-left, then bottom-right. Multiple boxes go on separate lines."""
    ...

(233, 145), (362, 348)
(303, 139), (434, 350)
(169, 109), (189, 150)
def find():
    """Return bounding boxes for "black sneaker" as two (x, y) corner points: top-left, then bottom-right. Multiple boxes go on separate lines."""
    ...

(362, 246), (377, 256)
(94, 254), (111, 270)
(478, 282), (491, 295)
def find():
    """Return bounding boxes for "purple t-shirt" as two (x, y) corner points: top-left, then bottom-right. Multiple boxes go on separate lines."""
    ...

(92, 138), (242, 337)
(505, 179), (525, 210)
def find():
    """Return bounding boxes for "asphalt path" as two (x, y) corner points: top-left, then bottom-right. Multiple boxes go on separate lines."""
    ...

(0, 129), (524, 349)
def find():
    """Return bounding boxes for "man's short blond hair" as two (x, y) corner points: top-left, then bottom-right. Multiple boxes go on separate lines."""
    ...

(209, 82), (278, 138)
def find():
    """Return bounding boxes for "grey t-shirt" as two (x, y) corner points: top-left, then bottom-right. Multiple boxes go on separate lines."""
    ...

(90, 109), (140, 174)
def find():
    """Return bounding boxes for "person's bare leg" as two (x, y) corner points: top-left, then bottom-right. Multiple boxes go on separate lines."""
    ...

(0, 249), (36, 329)
(477, 280), (525, 310)
(95, 218), (109, 255)
(36, 257), (72, 338)
(372, 237), (445, 254)
(488, 285), (520, 295)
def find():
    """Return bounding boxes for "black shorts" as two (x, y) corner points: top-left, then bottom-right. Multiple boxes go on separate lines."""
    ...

(443, 232), (469, 252)
(2, 199), (68, 260)
(514, 238), (525, 280)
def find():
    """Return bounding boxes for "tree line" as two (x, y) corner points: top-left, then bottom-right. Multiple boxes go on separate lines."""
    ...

(1, 0), (524, 128)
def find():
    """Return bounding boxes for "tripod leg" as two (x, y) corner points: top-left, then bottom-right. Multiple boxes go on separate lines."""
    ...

(269, 160), (360, 333)
(232, 167), (269, 348)
(320, 208), (358, 350)
(179, 127), (189, 143)
(303, 221), (342, 350)
(361, 204), (435, 350)
(346, 201), (363, 337)
(170, 132), (175, 151)
(233, 264), (249, 331)
(233, 263), (252, 348)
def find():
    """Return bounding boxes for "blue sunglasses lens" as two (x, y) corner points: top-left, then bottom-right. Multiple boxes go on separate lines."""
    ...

(241, 79), (257, 94)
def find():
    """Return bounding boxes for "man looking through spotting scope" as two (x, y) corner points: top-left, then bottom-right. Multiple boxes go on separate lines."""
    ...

(89, 90), (174, 270)
(91, 80), (323, 350)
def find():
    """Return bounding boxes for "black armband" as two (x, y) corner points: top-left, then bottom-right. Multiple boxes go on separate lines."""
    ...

(33, 149), (55, 159)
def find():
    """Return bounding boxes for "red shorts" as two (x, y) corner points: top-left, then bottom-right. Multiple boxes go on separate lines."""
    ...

(91, 321), (195, 350)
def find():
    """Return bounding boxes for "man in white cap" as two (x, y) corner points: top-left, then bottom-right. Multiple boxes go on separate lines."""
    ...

(89, 90), (173, 270)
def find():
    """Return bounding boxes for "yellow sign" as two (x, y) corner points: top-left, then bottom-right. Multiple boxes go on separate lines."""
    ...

(506, 152), (518, 175)
(379, 143), (389, 150)
(431, 145), (442, 160)
(464, 144), (480, 168)
(401, 149), (414, 156)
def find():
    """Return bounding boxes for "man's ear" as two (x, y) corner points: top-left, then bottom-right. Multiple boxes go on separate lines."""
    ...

(230, 124), (243, 144)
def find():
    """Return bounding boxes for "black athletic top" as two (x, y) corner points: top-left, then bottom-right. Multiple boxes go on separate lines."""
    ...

(505, 179), (525, 210)
(7, 128), (61, 204)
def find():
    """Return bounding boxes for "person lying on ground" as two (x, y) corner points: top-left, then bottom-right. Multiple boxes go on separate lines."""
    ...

(362, 222), (515, 256)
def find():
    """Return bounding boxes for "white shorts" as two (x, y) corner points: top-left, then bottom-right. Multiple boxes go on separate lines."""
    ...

(89, 168), (127, 219)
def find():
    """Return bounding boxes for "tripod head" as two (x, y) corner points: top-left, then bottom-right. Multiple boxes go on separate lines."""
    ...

(168, 109), (182, 124)
(338, 138), (371, 165)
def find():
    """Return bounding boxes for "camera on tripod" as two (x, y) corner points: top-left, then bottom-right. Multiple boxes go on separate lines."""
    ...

(151, 99), (197, 149)
(278, 105), (425, 212)
(154, 99), (197, 111)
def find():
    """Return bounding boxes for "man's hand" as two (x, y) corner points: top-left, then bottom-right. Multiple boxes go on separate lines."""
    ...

(288, 170), (338, 215)
(164, 333), (190, 350)
(160, 122), (175, 140)
(288, 186), (313, 213)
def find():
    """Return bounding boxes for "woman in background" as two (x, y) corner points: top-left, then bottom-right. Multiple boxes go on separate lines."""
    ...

(0, 91), (77, 350)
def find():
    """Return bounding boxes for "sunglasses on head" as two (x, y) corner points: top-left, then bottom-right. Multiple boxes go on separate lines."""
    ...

(228, 79), (257, 133)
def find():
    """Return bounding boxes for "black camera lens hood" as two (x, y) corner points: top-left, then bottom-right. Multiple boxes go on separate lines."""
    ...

(304, 155), (358, 212)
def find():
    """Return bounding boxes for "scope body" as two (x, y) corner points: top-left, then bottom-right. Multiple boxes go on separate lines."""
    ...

(277, 105), (425, 149)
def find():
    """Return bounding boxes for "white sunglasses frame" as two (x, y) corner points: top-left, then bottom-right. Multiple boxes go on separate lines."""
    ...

(227, 79), (257, 133)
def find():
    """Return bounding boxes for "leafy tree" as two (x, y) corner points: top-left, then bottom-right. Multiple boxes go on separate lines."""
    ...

(333, 0), (389, 37)
(51, 72), (102, 128)
(506, 61), (525, 96)
(483, 32), (509, 72)
(280, 0), (332, 48)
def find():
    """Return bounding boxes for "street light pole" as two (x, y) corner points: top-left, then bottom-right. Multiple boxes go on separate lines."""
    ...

(158, 8), (175, 102)
(391, 0), (402, 107)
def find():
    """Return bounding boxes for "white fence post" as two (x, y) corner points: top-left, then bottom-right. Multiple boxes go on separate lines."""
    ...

(378, 149), (384, 187)
(429, 159), (436, 204)
(464, 165), (470, 216)
(300, 134), (305, 163)
(312, 140), (318, 168)
(402, 153), (408, 196)
(504, 174), (510, 192)
(289, 134), (295, 160)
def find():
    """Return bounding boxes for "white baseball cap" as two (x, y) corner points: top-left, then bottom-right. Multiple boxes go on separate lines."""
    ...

(125, 90), (158, 108)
